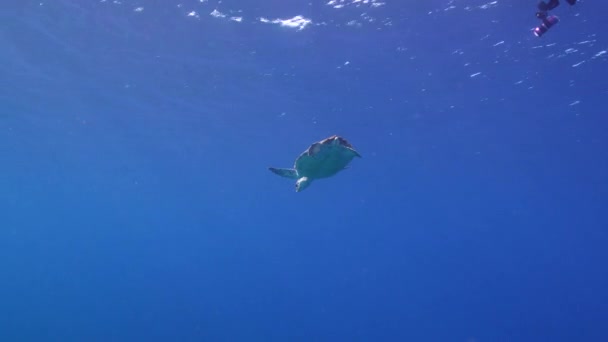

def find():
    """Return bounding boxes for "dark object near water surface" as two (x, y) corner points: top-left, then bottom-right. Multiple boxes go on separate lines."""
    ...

(533, 15), (559, 37)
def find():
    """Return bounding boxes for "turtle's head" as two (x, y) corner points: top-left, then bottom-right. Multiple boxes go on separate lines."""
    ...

(295, 177), (312, 192)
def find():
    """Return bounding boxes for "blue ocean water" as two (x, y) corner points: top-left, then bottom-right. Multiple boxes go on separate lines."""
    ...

(1, 0), (607, 341)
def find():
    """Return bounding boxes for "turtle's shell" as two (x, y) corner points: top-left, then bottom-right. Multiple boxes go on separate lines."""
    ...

(294, 135), (361, 179)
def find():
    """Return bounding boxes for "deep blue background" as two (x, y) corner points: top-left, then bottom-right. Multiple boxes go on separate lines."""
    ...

(1, 0), (607, 341)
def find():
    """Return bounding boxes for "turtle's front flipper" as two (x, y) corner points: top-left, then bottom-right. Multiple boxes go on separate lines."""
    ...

(269, 167), (298, 179)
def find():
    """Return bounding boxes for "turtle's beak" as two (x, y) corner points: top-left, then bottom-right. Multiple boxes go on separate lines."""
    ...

(295, 177), (309, 192)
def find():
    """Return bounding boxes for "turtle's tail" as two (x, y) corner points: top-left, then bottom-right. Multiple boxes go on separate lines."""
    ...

(268, 167), (299, 179)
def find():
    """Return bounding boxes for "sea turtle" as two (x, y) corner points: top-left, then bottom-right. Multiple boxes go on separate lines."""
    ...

(269, 135), (361, 192)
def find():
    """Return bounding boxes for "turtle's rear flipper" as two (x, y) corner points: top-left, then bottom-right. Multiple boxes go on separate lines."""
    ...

(269, 167), (298, 179)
